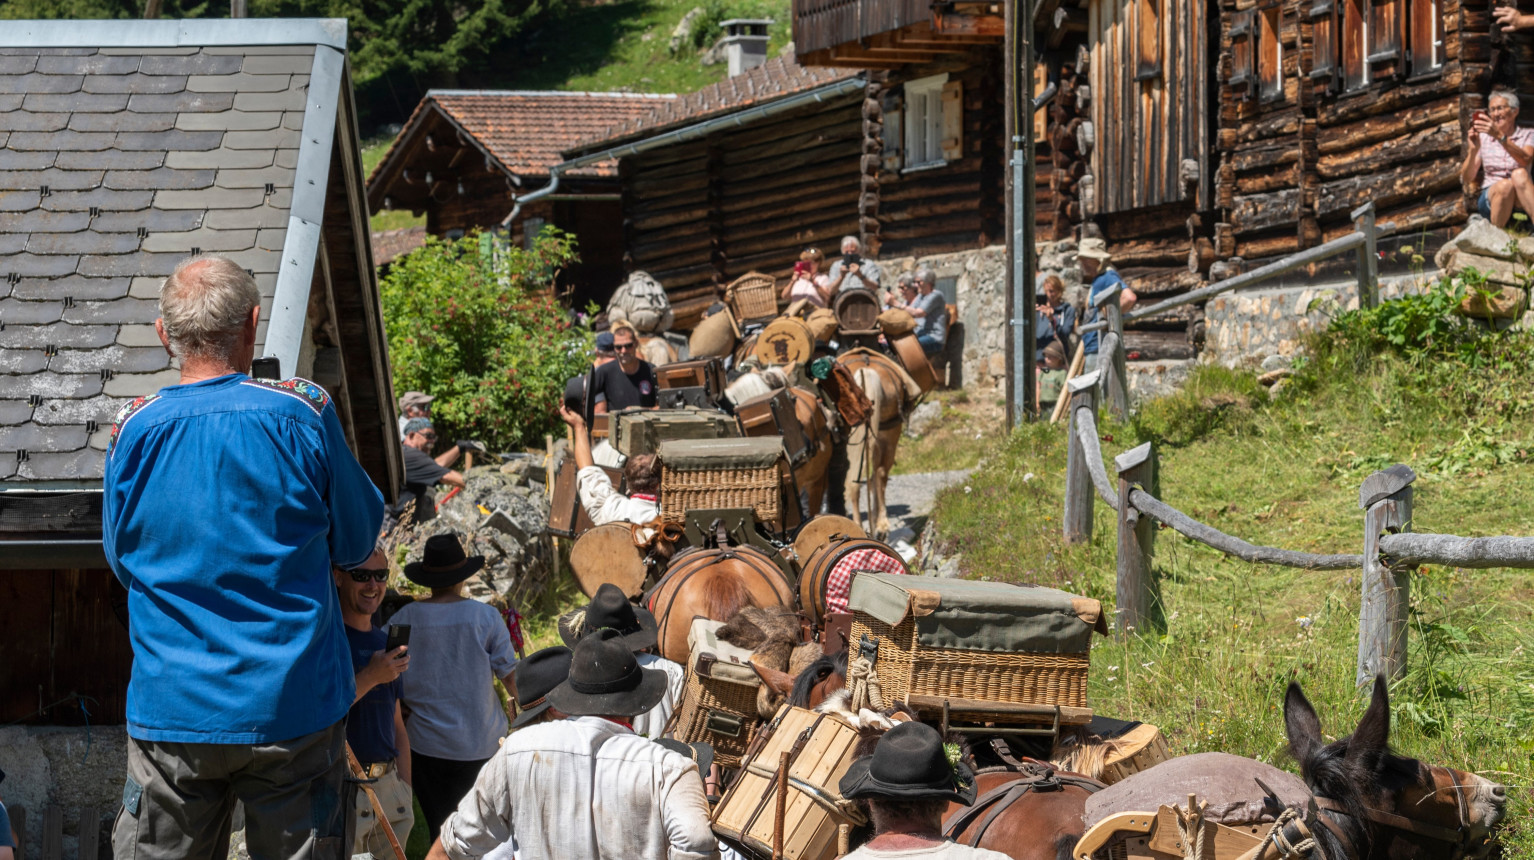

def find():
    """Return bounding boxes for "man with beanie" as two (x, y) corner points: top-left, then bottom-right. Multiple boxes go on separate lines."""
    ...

(557, 583), (683, 739)
(429, 629), (718, 860)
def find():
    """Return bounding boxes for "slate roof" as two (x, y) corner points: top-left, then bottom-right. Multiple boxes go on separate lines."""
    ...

(570, 57), (859, 154)
(369, 90), (675, 187)
(0, 20), (395, 494)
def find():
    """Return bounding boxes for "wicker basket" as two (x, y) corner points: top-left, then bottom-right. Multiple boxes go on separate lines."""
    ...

(847, 573), (1104, 723)
(726, 272), (779, 324)
(658, 437), (784, 527)
(671, 619), (764, 767)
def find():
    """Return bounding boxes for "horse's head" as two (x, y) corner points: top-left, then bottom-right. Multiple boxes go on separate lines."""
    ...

(787, 648), (848, 710)
(1284, 676), (1506, 860)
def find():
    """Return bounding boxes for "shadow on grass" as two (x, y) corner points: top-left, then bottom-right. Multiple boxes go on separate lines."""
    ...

(510, 0), (659, 91)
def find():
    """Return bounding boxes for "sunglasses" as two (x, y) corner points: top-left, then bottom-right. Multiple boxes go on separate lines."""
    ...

(613, 341), (638, 351)
(349, 568), (389, 583)
(420, 432), (438, 441)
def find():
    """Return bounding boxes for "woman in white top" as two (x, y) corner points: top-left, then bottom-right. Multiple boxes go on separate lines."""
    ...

(780, 247), (833, 307)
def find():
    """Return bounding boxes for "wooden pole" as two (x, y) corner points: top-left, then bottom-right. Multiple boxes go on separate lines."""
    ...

(1357, 465), (1415, 687)
(1098, 284), (1128, 420)
(1050, 340), (1086, 424)
(11, 805), (24, 860)
(142, 0), (162, 17)
(1352, 202), (1379, 310)
(1115, 442), (1157, 636)
(1063, 370), (1101, 544)
(772, 750), (791, 860)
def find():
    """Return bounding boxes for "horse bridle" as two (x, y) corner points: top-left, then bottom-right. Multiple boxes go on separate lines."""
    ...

(1310, 775), (1477, 860)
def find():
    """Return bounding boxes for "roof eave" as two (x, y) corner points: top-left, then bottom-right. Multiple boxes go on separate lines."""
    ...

(0, 17), (347, 49)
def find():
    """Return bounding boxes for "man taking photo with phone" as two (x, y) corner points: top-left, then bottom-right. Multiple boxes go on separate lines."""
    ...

(335, 548), (414, 859)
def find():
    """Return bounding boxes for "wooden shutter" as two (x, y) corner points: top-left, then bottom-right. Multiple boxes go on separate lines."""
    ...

(882, 91), (903, 172)
(1368, 0), (1404, 63)
(1341, 0), (1367, 90)
(1407, 0), (1442, 75)
(1259, 6), (1284, 99)
(1309, 0), (1337, 82)
(1137, 0), (1163, 80)
(1230, 11), (1255, 97)
(940, 80), (964, 162)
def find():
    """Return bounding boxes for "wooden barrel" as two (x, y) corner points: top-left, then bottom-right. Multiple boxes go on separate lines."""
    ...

(569, 522), (650, 599)
(833, 288), (882, 334)
(889, 333), (936, 393)
(646, 544), (796, 664)
(798, 535), (910, 625)
(753, 317), (815, 366)
(792, 515), (865, 565)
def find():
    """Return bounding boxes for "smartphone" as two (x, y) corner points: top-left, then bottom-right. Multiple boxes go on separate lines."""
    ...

(793, 261), (811, 276)
(251, 356), (281, 380)
(843, 253), (862, 267)
(385, 624), (411, 652)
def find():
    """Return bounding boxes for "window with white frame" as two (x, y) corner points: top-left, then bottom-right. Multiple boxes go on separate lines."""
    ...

(903, 73), (949, 170)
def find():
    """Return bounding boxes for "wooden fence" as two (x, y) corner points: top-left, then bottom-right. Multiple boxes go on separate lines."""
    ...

(7, 804), (104, 860)
(1062, 370), (1534, 686)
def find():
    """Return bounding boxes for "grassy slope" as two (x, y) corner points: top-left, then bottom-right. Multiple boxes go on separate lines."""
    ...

(929, 353), (1534, 856)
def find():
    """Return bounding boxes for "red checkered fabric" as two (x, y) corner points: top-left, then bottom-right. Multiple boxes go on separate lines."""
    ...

(824, 547), (907, 615)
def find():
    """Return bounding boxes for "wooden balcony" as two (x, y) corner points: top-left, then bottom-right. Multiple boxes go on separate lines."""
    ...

(793, 0), (1003, 68)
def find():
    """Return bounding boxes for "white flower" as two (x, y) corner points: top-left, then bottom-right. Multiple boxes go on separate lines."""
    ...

(1296, 616), (1314, 629)
(1023, 472), (1036, 482)
(964, 485), (973, 494)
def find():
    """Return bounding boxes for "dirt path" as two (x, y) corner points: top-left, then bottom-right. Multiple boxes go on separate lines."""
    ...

(882, 467), (973, 547)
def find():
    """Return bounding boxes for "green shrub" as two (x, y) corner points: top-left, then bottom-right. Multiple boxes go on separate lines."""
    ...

(1132, 364), (1267, 447)
(381, 229), (590, 452)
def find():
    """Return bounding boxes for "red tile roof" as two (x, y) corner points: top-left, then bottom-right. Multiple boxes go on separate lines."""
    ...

(571, 57), (861, 153)
(371, 225), (428, 267)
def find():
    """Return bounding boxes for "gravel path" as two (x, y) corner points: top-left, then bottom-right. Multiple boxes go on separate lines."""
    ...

(882, 468), (973, 546)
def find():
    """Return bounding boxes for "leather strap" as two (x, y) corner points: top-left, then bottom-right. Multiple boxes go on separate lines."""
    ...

(1313, 797), (1466, 846)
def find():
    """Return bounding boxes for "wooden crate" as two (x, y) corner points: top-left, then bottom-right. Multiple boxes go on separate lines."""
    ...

(734, 389), (811, 465)
(712, 705), (867, 860)
(670, 619), (764, 768)
(611, 407), (738, 457)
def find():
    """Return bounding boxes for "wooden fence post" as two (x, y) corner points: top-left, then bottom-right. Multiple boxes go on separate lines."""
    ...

(78, 805), (100, 860)
(1352, 202), (1379, 310)
(12, 805), (25, 860)
(1103, 297), (1129, 421)
(42, 806), (61, 860)
(1115, 441), (1157, 635)
(1357, 464), (1415, 687)
(1063, 370), (1101, 544)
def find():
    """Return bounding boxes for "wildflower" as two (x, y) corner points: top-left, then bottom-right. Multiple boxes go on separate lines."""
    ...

(1296, 616), (1313, 629)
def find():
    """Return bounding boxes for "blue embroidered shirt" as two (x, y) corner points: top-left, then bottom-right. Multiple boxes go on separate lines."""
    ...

(103, 374), (384, 744)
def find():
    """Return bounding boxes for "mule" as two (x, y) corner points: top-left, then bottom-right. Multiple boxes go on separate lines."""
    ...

(944, 764), (1103, 860)
(644, 544), (795, 665)
(835, 351), (907, 538)
(1286, 676), (1506, 860)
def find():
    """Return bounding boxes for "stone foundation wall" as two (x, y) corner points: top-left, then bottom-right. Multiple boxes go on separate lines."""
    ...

(1202, 274), (1425, 368)
(0, 724), (126, 859)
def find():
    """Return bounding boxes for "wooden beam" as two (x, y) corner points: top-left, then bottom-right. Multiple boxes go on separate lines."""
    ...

(933, 10), (1005, 36)
(830, 44), (942, 63)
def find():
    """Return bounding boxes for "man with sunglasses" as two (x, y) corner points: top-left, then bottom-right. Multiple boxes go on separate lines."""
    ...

(398, 417), (475, 524)
(591, 320), (659, 414)
(334, 548), (414, 858)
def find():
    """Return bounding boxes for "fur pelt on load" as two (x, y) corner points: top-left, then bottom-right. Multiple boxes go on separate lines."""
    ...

(717, 607), (822, 718)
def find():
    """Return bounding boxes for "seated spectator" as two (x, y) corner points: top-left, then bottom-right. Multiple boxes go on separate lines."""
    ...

(1037, 339), (1069, 413)
(781, 248), (833, 307)
(558, 583), (684, 740)
(908, 267), (949, 357)
(558, 404), (661, 527)
(882, 271), (917, 310)
(1036, 274), (1076, 363)
(828, 235), (884, 293)
(389, 534), (519, 843)
(592, 321), (659, 414)
(1459, 88), (1534, 228)
(1078, 239), (1137, 374)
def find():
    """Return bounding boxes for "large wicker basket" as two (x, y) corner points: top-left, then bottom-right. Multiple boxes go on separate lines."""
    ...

(726, 272), (779, 324)
(848, 573), (1106, 724)
(658, 437), (784, 527)
(670, 619), (764, 768)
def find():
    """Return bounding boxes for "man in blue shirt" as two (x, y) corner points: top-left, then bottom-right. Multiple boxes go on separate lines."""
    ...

(1077, 238), (1138, 374)
(104, 256), (384, 860)
(335, 548), (414, 857)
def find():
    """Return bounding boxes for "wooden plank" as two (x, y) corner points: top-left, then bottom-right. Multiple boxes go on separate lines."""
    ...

(77, 805), (100, 860)
(50, 570), (133, 726)
(42, 806), (61, 860)
(1315, 159), (1459, 217)
(1315, 120), (1459, 179)
(12, 805), (25, 860)
(1231, 188), (1303, 232)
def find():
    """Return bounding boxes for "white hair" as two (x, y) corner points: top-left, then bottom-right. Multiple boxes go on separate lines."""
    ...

(158, 255), (261, 361)
(915, 266), (937, 286)
(841, 235), (862, 252)
(1492, 88), (1520, 112)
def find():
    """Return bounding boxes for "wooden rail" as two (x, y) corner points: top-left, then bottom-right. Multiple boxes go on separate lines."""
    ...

(1064, 385), (1534, 687)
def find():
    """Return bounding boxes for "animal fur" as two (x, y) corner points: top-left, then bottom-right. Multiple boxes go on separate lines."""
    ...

(717, 607), (811, 719)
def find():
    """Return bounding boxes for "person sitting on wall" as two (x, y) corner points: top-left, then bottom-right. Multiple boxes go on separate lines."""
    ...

(883, 271), (917, 310)
(1077, 238), (1137, 375)
(908, 267), (950, 357)
(781, 247), (834, 307)
(828, 235), (884, 293)
(1036, 274), (1077, 363)
(1459, 88), (1534, 228)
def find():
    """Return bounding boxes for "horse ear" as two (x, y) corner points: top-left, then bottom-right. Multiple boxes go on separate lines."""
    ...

(1284, 681), (1323, 768)
(1347, 675), (1391, 763)
(751, 655), (796, 698)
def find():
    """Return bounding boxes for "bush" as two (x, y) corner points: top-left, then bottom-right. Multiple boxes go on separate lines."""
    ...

(381, 229), (590, 452)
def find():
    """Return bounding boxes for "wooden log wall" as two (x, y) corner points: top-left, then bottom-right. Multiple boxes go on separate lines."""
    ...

(619, 95), (865, 328)
(1049, 61), (1089, 241)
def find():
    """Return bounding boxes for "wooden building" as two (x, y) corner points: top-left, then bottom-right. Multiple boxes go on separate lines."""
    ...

(366, 90), (674, 308)
(0, 19), (398, 725)
(562, 57), (868, 328)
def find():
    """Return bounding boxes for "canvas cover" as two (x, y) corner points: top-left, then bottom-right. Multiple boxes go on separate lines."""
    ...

(688, 618), (762, 687)
(1084, 752), (1311, 828)
(848, 573), (1106, 653)
(609, 270), (675, 333)
(658, 437), (784, 471)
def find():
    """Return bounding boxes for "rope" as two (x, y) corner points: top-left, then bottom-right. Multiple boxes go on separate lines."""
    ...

(1254, 808), (1317, 860)
(845, 651), (885, 712)
(1175, 797), (1208, 860)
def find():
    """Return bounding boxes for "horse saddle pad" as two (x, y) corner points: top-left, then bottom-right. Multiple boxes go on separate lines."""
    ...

(1084, 752), (1311, 829)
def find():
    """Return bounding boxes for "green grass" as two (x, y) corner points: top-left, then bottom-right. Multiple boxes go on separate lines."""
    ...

(891, 389), (1006, 476)
(363, 136), (427, 234)
(929, 347), (1534, 856)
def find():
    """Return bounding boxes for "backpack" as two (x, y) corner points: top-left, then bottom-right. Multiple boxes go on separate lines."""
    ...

(608, 270), (674, 334)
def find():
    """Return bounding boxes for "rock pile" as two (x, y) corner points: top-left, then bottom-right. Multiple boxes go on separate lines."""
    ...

(1434, 215), (1534, 322)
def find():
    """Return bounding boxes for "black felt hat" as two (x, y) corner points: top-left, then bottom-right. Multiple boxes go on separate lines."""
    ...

(656, 739), (715, 777)
(511, 646), (574, 729)
(557, 583), (659, 652)
(839, 721), (977, 805)
(402, 533), (485, 589)
(546, 628), (668, 718)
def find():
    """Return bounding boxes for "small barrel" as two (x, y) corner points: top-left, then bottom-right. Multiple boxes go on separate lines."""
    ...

(798, 534), (910, 625)
(833, 288), (882, 335)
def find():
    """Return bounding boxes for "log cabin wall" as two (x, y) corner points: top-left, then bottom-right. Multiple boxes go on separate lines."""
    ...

(873, 48), (1014, 258)
(1, 568), (132, 725)
(618, 94), (866, 328)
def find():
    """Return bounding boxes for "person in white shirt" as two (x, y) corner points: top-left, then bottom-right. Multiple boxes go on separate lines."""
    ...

(558, 583), (684, 740)
(428, 629), (718, 860)
(559, 404), (660, 527)
(839, 722), (1011, 860)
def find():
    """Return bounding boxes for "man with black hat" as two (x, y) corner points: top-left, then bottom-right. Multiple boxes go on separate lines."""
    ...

(429, 629), (717, 860)
(558, 583), (683, 740)
(839, 722), (1010, 859)
(388, 534), (518, 843)
(509, 646), (574, 730)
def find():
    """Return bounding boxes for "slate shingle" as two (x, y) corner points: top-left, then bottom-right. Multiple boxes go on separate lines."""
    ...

(62, 297), (161, 323)
(187, 73), (290, 93)
(103, 369), (178, 396)
(7, 130), (115, 151)
(91, 209), (202, 232)
(11, 275), (130, 301)
(4, 112), (70, 131)
(0, 298), (64, 324)
(116, 324), (163, 346)
(0, 423), (86, 451)
(176, 110), (282, 131)
(115, 129), (223, 151)
(214, 165), (293, 189)
(28, 232), (141, 256)
(24, 92), (128, 112)
(104, 167), (215, 190)
(141, 227), (257, 253)
(76, 254), (188, 278)
(233, 89), (307, 111)
(126, 91), (233, 113)
(223, 128), (300, 150)
(164, 147), (274, 169)
(6, 210), (90, 232)
(139, 54), (242, 75)
(57, 150), (164, 170)
(0, 168), (102, 190)
(0, 74), (83, 94)
(0, 56), (36, 74)
(36, 54), (141, 75)
(0, 401), (33, 426)
(28, 392), (129, 424)
(69, 112), (177, 133)
(0, 350), (49, 373)
(0, 234), (25, 255)
(0, 325), (117, 351)
(0, 253), (79, 276)
(41, 188), (153, 212)
(84, 74), (189, 95)
(155, 187), (263, 210)
(18, 450), (103, 481)
(0, 190), (42, 211)
(0, 93), (22, 110)
(51, 347), (169, 375)
(0, 151), (56, 170)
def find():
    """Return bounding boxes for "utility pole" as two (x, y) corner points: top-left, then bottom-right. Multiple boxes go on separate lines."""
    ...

(143, 0), (162, 18)
(1006, 0), (1038, 429)
(231, 0), (248, 15)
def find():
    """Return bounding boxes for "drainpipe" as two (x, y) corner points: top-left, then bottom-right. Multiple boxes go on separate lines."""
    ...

(502, 75), (868, 227)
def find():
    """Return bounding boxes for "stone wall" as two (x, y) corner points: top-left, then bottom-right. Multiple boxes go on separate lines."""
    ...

(1201, 274), (1426, 368)
(0, 724), (126, 859)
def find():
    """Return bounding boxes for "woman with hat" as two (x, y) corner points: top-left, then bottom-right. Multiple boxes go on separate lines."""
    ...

(558, 583), (684, 740)
(430, 629), (716, 860)
(839, 722), (1010, 859)
(388, 534), (519, 843)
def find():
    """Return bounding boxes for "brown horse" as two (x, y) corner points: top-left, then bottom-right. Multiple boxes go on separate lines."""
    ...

(1285, 676), (1505, 860)
(644, 544), (796, 665)
(944, 765), (1103, 860)
(787, 386), (833, 514)
(835, 350), (909, 539)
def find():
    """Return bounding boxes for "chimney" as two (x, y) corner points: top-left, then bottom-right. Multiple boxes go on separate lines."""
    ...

(721, 19), (771, 77)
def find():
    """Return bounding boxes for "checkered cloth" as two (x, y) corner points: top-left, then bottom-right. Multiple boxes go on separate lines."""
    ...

(824, 547), (908, 615)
